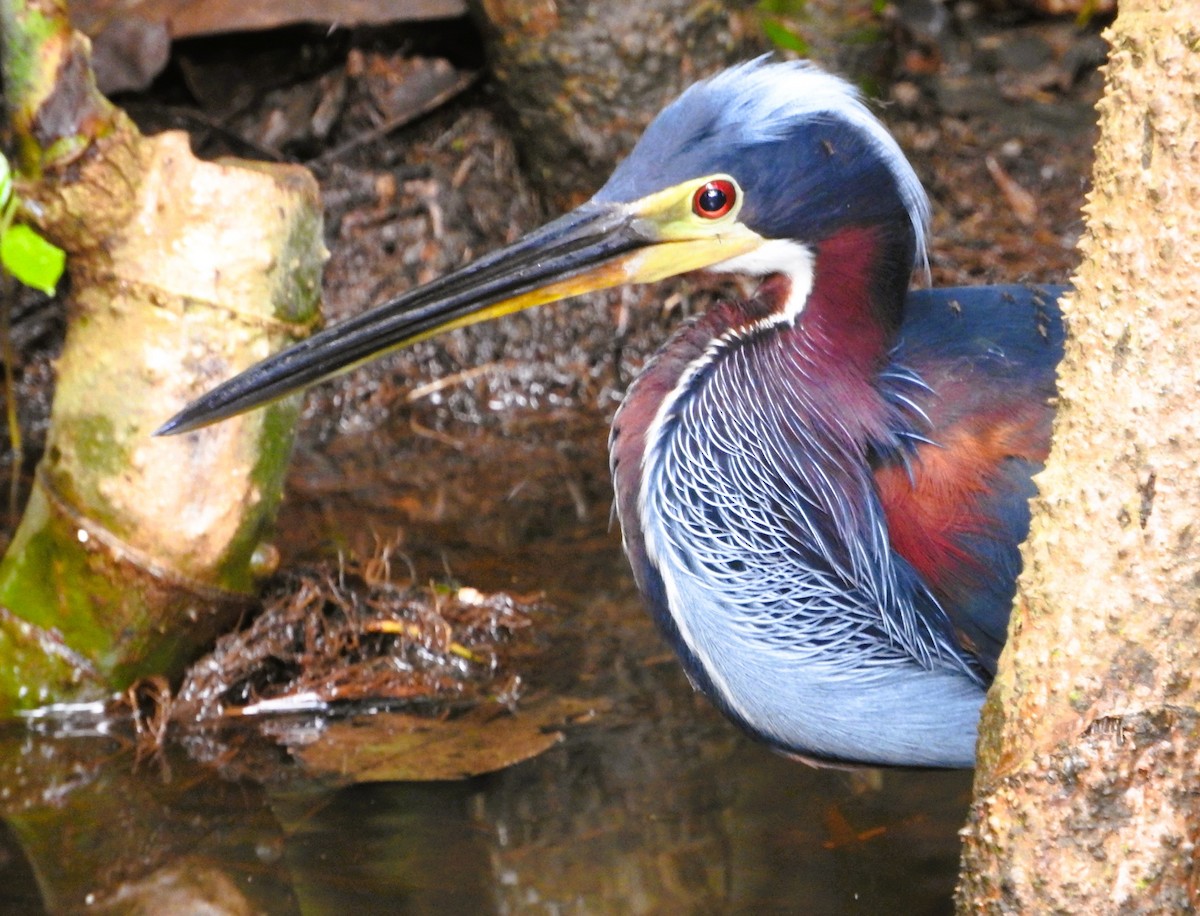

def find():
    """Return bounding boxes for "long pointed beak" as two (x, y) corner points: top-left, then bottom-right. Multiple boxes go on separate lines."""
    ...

(156, 199), (762, 436)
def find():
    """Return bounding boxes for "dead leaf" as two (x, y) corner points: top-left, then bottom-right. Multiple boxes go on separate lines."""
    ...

(985, 155), (1039, 227)
(288, 695), (603, 781)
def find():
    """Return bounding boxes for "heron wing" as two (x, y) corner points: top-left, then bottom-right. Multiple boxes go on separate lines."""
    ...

(874, 285), (1066, 674)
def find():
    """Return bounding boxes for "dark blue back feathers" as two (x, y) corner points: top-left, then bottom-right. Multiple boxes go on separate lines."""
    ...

(877, 284), (1066, 673)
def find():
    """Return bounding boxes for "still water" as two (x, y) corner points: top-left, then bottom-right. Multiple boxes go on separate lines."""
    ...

(0, 415), (970, 914)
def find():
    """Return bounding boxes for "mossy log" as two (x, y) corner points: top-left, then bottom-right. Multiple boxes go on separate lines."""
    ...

(0, 1), (324, 711)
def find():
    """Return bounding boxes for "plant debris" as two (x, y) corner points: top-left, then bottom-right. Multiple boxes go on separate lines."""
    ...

(123, 556), (603, 782)
(173, 557), (547, 724)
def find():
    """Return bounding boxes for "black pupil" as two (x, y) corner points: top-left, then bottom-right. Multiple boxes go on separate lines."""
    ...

(698, 185), (728, 213)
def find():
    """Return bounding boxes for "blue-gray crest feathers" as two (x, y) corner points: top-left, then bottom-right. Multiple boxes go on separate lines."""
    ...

(596, 58), (930, 271)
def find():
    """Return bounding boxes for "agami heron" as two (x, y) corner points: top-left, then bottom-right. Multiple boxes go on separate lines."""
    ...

(159, 60), (1065, 768)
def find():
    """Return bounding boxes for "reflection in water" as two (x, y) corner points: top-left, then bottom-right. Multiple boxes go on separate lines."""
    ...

(279, 725), (970, 915)
(0, 819), (42, 914)
(273, 781), (496, 914)
(0, 726), (299, 914)
(0, 416), (970, 913)
(484, 737), (968, 915)
(0, 665), (968, 914)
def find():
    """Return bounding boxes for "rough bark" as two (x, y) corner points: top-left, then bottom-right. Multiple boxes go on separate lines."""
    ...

(469, 0), (895, 212)
(958, 3), (1200, 912)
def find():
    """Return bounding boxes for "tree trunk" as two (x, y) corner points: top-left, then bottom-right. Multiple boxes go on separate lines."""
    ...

(0, 0), (324, 711)
(468, 0), (765, 211)
(958, 2), (1200, 911)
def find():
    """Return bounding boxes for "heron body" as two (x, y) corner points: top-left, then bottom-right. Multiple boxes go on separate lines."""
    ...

(611, 282), (1061, 767)
(160, 59), (1066, 768)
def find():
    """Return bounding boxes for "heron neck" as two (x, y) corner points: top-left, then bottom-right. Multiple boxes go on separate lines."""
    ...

(613, 223), (915, 500)
(609, 242), (939, 751)
(794, 224), (913, 368)
(610, 233), (915, 611)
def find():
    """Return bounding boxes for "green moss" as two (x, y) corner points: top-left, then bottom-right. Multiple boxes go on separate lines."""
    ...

(270, 203), (326, 326)
(0, 488), (121, 682)
(65, 413), (124, 480)
(210, 398), (302, 593)
(0, 5), (63, 140)
(0, 616), (97, 714)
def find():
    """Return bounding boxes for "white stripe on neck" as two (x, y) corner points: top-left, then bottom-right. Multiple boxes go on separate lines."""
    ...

(709, 239), (816, 325)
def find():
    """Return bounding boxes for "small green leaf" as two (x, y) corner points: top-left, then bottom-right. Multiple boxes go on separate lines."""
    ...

(761, 17), (810, 55)
(1, 223), (66, 295)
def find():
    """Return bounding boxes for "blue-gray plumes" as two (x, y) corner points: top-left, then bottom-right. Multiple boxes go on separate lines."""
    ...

(611, 282), (1064, 768)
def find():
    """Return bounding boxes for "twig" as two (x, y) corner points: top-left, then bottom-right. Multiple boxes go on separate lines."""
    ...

(405, 360), (513, 402)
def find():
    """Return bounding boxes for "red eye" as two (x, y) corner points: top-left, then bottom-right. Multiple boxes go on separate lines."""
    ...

(692, 179), (736, 219)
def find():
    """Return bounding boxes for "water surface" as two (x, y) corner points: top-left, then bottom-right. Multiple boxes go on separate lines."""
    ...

(0, 414), (970, 914)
